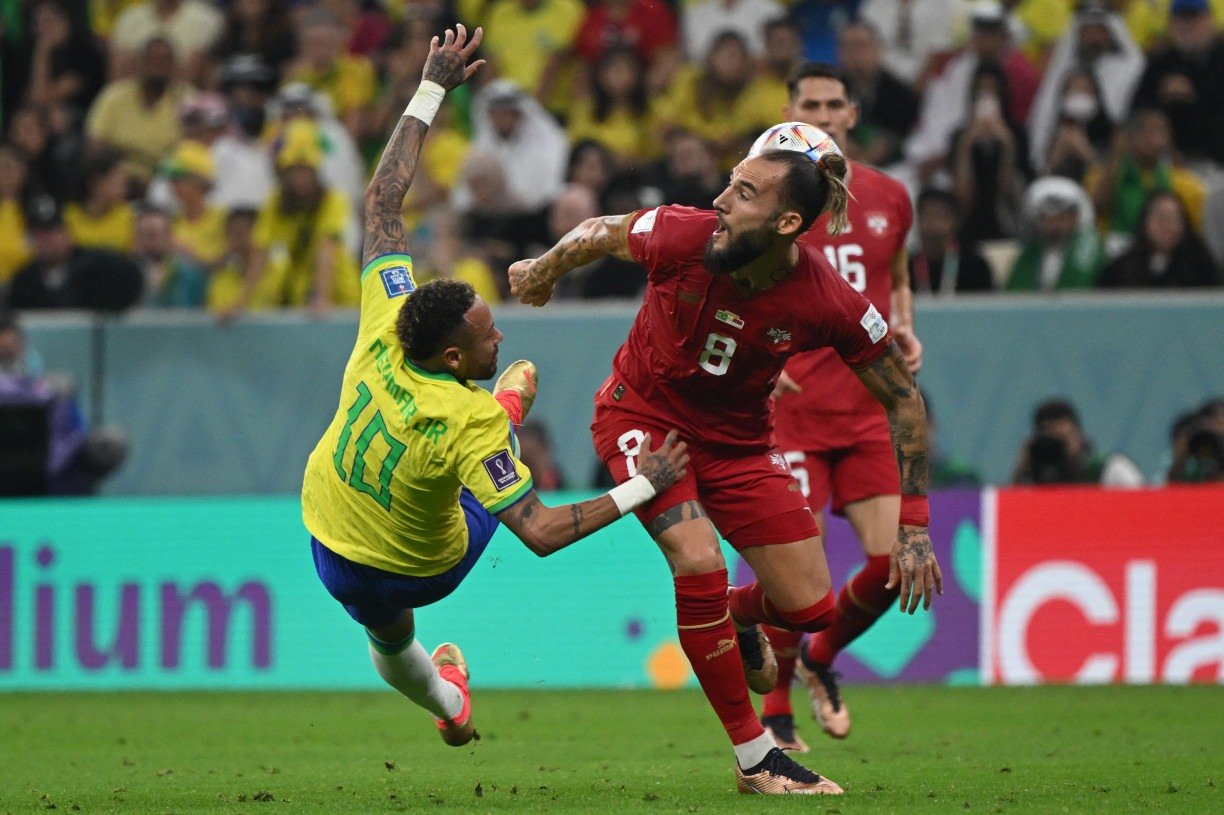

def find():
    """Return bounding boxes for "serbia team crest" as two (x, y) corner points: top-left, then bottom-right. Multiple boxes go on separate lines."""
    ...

(380, 266), (415, 298)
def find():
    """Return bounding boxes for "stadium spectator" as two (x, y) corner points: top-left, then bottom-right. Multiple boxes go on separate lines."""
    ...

(1131, 0), (1224, 166)
(86, 37), (195, 184)
(483, 0), (584, 101)
(756, 18), (805, 109)
(1167, 399), (1224, 483)
(160, 141), (228, 270)
(655, 31), (778, 167)
(210, 0), (296, 72)
(909, 187), (995, 293)
(907, 2), (1040, 181)
(8, 104), (74, 202)
(837, 19), (920, 167)
(373, 23), (433, 138)
(566, 139), (619, 205)
(207, 207), (258, 312)
(267, 83), (366, 212)
(453, 150), (541, 276)
(8, 195), (143, 312)
(323, 0), (392, 57)
(858, 0), (966, 87)
(1033, 67), (1115, 181)
(131, 205), (207, 307)
(0, 146), (33, 285)
(515, 420), (568, 491)
(949, 64), (1030, 242)
(997, 0), (1073, 65)
(230, 119), (360, 314)
(548, 184), (646, 299)
(21, 0), (107, 119)
(1097, 190), (1221, 288)
(179, 92), (275, 212)
(567, 46), (655, 166)
(397, 102), (472, 229)
(0, 309), (128, 496)
(642, 130), (728, 210)
(1008, 176), (1103, 290)
(420, 208), (502, 304)
(1085, 107), (1206, 248)
(1027, 3), (1143, 174)
(219, 54), (278, 144)
(63, 148), (136, 253)
(463, 80), (569, 212)
(109, 0), (224, 83)
(282, 8), (377, 140)
(922, 389), (982, 488)
(789, 0), (862, 65)
(573, 0), (682, 91)
(1012, 398), (1143, 487)
(681, 0), (785, 60)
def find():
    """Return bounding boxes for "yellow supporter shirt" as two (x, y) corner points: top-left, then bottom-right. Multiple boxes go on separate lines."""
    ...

(174, 207), (227, 267)
(567, 100), (659, 163)
(252, 189), (360, 307)
(301, 254), (533, 575)
(85, 79), (191, 180)
(656, 68), (783, 164)
(485, 0), (584, 92)
(63, 202), (136, 253)
(286, 55), (376, 117)
(0, 201), (32, 282)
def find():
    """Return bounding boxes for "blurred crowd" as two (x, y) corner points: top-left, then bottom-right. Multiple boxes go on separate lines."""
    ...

(0, 0), (1222, 315)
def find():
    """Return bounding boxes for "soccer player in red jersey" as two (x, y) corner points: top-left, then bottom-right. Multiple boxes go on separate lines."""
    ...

(509, 131), (940, 794)
(757, 63), (926, 751)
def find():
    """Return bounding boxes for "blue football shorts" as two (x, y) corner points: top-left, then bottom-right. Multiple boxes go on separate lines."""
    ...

(311, 488), (500, 628)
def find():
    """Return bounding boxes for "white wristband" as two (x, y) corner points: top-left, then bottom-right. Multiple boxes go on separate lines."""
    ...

(608, 474), (657, 516)
(404, 80), (445, 126)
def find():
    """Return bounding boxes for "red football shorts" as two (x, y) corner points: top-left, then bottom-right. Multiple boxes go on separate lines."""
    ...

(592, 407), (818, 549)
(781, 424), (900, 515)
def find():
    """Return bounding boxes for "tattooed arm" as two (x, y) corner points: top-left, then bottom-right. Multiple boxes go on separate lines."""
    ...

(508, 214), (635, 306)
(497, 431), (689, 556)
(362, 25), (484, 268)
(855, 343), (943, 613)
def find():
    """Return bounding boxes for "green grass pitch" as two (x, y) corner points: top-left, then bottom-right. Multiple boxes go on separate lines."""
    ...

(1, 685), (1219, 813)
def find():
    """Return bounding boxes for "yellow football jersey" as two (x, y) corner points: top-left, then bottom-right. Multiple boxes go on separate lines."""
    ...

(302, 254), (533, 576)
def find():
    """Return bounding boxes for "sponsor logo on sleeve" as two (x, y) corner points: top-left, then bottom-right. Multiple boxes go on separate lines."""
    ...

(482, 450), (522, 491)
(380, 266), (415, 298)
(860, 304), (888, 343)
(631, 208), (660, 234)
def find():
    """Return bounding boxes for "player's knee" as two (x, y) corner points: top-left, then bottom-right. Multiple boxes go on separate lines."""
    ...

(667, 548), (726, 577)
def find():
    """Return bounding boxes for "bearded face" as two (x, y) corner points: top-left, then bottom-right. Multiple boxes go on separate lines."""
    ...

(703, 219), (777, 275)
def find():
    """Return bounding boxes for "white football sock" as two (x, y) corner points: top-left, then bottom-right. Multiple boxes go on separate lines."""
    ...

(734, 730), (777, 770)
(368, 639), (463, 721)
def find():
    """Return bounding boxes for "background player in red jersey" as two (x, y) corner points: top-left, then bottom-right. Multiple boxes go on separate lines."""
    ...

(509, 133), (940, 795)
(755, 64), (926, 752)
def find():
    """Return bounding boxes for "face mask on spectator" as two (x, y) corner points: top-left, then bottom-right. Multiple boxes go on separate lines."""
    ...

(1061, 92), (1098, 122)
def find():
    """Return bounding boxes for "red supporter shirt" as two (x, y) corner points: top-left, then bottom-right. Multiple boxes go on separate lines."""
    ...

(597, 205), (893, 451)
(574, 0), (679, 62)
(774, 163), (912, 450)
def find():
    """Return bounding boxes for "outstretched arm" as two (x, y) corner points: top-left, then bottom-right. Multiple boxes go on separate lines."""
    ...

(362, 25), (484, 268)
(497, 431), (689, 556)
(508, 214), (635, 306)
(854, 343), (942, 613)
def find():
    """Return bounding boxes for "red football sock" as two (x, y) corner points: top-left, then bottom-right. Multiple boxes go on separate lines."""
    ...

(728, 582), (788, 629)
(806, 555), (897, 666)
(675, 570), (765, 746)
(760, 626), (802, 718)
(494, 390), (524, 425)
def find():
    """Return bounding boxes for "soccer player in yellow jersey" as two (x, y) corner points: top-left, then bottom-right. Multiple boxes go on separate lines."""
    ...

(301, 24), (688, 748)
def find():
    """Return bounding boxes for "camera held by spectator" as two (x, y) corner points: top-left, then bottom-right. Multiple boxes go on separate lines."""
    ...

(1013, 398), (1143, 487)
(1168, 399), (1224, 483)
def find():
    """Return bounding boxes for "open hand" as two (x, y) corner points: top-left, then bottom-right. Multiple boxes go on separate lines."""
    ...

(422, 24), (485, 90)
(886, 526), (943, 613)
(634, 430), (689, 492)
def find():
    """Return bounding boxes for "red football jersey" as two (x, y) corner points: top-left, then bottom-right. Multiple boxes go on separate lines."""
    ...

(595, 205), (893, 450)
(774, 162), (913, 448)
